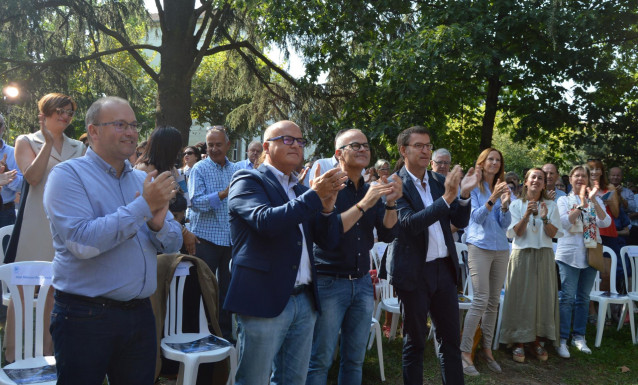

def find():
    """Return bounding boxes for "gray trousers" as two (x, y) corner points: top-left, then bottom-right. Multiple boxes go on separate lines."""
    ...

(460, 244), (510, 352)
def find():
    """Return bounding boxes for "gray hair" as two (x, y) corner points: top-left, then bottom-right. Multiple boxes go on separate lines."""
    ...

(207, 125), (230, 142)
(432, 148), (451, 161)
(247, 140), (262, 150)
(374, 159), (390, 170)
(85, 96), (129, 129)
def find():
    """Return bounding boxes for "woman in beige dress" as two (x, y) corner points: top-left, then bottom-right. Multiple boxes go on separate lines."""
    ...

(5, 93), (85, 362)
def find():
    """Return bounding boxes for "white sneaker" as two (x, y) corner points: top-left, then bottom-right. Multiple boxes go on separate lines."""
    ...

(571, 336), (592, 354)
(557, 339), (570, 358)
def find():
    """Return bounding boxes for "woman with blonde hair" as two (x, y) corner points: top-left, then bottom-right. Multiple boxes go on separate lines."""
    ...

(500, 168), (563, 362)
(6, 93), (85, 362)
(460, 147), (511, 376)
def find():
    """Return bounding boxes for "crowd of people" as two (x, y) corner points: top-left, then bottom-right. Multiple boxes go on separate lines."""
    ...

(0, 92), (636, 385)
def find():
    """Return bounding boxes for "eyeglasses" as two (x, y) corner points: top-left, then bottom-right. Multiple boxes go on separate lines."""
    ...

(95, 120), (143, 132)
(339, 142), (370, 151)
(407, 143), (434, 151)
(432, 159), (451, 166)
(55, 108), (75, 118)
(184, 151), (195, 156)
(267, 135), (308, 147)
(378, 167), (390, 171)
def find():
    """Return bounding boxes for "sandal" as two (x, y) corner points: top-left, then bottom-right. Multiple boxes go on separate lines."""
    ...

(512, 346), (525, 363)
(382, 325), (391, 338)
(530, 343), (548, 362)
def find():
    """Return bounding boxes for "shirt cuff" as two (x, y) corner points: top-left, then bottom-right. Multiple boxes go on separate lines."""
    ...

(208, 192), (222, 209)
(458, 197), (470, 207)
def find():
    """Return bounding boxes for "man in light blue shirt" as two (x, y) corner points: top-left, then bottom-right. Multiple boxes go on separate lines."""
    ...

(0, 114), (23, 227)
(44, 96), (182, 385)
(187, 126), (241, 341)
(235, 140), (262, 169)
(542, 163), (567, 201)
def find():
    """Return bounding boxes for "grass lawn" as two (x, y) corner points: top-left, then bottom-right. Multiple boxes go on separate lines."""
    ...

(337, 319), (638, 385)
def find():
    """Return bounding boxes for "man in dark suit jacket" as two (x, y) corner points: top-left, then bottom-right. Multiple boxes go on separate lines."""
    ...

(386, 126), (480, 385)
(224, 120), (347, 385)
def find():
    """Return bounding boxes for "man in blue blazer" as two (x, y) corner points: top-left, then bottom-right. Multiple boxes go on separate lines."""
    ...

(386, 126), (480, 385)
(224, 120), (347, 385)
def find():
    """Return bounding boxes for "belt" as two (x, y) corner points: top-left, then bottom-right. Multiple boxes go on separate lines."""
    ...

(318, 272), (367, 280)
(1, 202), (14, 211)
(291, 285), (310, 296)
(55, 290), (149, 309)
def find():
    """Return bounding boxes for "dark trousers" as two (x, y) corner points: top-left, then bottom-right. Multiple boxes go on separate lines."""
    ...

(50, 294), (156, 385)
(195, 239), (233, 341)
(396, 257), (464, 385)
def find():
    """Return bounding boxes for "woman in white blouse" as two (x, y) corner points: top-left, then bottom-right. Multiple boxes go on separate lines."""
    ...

(499, 168), (563, 363)
(554, 165), (610, 358)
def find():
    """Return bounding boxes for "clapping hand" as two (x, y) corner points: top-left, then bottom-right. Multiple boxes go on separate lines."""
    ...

(311, 165), (348, 212)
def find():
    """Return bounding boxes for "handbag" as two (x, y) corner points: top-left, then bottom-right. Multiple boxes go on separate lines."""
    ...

(586, 243), (610, 274)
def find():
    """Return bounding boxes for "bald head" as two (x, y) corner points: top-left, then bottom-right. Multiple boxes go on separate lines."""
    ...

(609, 167), (623, 187)
(335, 129), (364, 150)
(263, 120), (304, 175)
(542, 163), (559, 190)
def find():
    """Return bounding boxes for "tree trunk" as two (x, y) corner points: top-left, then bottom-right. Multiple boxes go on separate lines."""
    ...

(155, 1), (199, 147)
(480, 60), (502, 151)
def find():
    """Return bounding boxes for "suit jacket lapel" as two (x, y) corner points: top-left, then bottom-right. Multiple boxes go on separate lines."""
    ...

(399, 167), (425, 212)
(258, 164), (290, 203)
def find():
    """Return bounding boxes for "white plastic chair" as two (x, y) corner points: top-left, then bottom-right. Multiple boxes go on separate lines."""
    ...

(589, 246), (636, 347)
(161, 262), (237, 385)
(618, 246), (638, 335)
(0, 261), (56, 385)
(0, 225), (15, 306)
(370, 242), (388, 313)
(367, 317), (385, 382)
(373, 278), (401, 340)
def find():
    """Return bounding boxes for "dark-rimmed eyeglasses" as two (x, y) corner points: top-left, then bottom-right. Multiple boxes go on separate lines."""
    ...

(339, 142), (370, 151)
(55, 108), (75, 118)
(95, 120), (143, 132)
(184, 151), (195, 156)
(432, 159), (451, 166)
(266, 135), (308, 147)
(407, 143), (434, 151)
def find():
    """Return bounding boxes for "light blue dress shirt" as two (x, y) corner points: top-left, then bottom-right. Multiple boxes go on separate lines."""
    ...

(465, 182), (511, 251)
(43, 148), (182, 301)
(0, 140), (22, 203)
(187, 157), (241, 246)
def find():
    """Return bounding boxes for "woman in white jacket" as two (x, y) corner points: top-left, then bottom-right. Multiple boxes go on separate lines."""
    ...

(555, 165), (610, 358)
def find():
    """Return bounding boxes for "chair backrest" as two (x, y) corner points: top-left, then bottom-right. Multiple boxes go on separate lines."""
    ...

(164, 261), (209, 337)
(620, 245), (638, 293)
(0, 261), (53, 362)
(455, 242), (469, 290)
(370, 242), (388, 271)
(0, 225), (14, 261)
(602, 245), (621, 294)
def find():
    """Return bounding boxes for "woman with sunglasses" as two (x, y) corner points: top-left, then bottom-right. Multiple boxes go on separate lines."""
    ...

(6, 93), (85, 362)
(180, 145), (201, 182)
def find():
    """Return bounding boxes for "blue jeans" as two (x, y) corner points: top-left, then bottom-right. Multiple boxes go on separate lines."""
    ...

(306, 274), (375, 385)
(235, 288), (317, 385)
(50, 293), (156, 385)
(557, 261), (597, 340)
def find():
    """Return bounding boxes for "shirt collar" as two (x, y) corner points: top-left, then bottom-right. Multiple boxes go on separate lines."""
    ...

(406, 168), (428, 187)
(264, 161), (299, 187)
(208, 156), (231, 169)
(86, 147), (133, 177)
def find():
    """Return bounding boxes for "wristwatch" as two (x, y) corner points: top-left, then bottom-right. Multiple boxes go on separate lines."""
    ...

(385, 203), (397, 210)
(576, 206), (585, 211)
(487, 200), (494, 207)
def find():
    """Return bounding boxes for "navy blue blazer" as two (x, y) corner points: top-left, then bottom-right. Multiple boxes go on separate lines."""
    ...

(223, 164), (340, 318)
(386, 167), (471, 291)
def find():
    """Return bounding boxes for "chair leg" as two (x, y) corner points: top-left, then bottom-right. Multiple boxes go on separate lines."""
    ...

(493, 304), (504, 351)
(375, 323), (385, 382)
(180, 360), (199, 385)
(618, 304), (628, 331)
(368, 320), (379, 351)
(628, 302), (636, 345)
(595, 303), (607, 348)
(227, 347), (238, 385)
(389, 313), (400, 341)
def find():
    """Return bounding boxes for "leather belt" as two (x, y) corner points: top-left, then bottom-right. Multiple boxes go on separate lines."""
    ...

(55, 290), (149, 309)
(318, 272), (367, 280)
